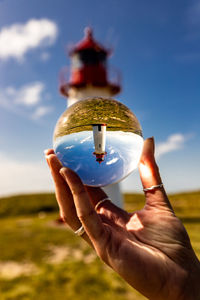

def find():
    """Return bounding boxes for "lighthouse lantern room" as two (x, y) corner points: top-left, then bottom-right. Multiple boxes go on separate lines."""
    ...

(60, 27), (121, 107)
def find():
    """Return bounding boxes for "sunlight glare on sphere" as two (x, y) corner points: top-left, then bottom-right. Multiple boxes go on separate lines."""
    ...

(53, 97), (143, 187)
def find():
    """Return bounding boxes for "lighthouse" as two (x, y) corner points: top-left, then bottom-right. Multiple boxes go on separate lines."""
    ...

(60, 27), (123, 208)
(92, 124), (107, 163)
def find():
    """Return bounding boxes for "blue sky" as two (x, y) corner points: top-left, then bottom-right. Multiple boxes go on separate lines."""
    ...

(0, 0), (199, 196)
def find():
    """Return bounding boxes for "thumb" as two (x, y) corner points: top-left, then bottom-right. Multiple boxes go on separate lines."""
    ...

(139, 137), (162, 187)
(139, 137), (173, 211)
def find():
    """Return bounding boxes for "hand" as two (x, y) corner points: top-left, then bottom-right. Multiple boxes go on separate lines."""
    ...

(45, 138), (200, 300)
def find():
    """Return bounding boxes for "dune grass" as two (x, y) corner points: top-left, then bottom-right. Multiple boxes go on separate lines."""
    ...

(0, 191), (199, 299)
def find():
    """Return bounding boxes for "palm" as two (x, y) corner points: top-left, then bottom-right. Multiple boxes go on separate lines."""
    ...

(94, 198), (194, 300)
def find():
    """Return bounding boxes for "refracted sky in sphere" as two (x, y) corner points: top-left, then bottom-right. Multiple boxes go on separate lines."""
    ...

(54, 131), (143, 186)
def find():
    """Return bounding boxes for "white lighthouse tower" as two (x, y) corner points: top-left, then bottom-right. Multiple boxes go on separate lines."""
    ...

(92, 124), (107, 163)
(59, 28), (123, 207)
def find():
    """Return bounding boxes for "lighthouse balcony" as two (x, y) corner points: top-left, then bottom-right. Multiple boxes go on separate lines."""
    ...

(59, 65), (121, 97)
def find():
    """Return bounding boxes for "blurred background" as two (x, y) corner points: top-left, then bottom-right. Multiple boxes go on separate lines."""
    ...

(0, 0), (199, 299)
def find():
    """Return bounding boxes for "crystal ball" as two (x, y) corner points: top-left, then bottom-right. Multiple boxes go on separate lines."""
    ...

(53, 97), (143, 187)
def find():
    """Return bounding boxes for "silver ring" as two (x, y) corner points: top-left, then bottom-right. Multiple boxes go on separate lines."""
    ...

(74, 198), (111, 236)
(74, 224), (85, 236)
(95, 197), (111, 211)
(143, 183), (164, 192)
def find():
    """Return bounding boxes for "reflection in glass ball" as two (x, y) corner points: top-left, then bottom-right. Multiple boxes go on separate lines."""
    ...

(53, 97), (143, 187)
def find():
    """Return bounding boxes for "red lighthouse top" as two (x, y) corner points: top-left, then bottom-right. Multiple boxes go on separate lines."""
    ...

(60, 27), (121, 97)
(70, 27), (109, 55)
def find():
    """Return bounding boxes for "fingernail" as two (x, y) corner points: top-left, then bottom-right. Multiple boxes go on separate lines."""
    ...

(59, 167), (68, 178)
(148, 137), (155, 155)
(151, 136), (155, 144)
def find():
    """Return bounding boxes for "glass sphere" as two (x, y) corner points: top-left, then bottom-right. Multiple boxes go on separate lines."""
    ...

(53, 97), (143, 187)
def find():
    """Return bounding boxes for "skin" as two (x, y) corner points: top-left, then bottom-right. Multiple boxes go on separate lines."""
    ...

(45, 138), (200, 300)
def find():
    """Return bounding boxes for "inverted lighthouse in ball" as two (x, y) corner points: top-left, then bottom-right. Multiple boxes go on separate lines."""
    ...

(92, 124), (107, 163)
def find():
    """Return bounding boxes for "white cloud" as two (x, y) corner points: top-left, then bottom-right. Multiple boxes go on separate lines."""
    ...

(32, 105), (53, 120)
(121, 133), (197, 194)
(155, 133), (187, 159)
(14, 82), (45, 106)
(0, 19), (58, 61)
(0, 82), (53, 119)
(0, 82), (44, 107)
(0, 152), (53, 197)
(106, 157), (119, 165)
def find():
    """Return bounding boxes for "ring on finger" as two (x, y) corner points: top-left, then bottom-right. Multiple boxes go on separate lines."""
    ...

(95, 197), (111, 211)
(74, 224), (85, 236)
(74, 198), (111, 236)
(143, 183), (164, 192)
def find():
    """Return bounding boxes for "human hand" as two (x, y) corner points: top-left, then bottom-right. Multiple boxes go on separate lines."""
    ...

(45, 138), (200, 300)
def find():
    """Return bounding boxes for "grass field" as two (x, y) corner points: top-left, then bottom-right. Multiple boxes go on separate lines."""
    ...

(54, 97), (142, 139)
(0, 191), (199, 300)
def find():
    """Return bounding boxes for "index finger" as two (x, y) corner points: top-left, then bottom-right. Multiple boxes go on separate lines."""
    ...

(45, 152), (82, 229)
(60, 167), (106, 244)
